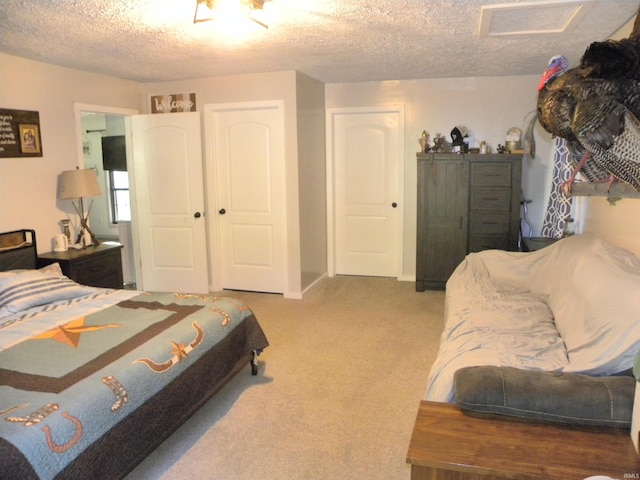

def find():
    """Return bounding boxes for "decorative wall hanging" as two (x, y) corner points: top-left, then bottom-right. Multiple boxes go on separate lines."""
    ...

(0, 108), (43, 158)
(541, 138), (572, 239)
(149, 93), (197, 114)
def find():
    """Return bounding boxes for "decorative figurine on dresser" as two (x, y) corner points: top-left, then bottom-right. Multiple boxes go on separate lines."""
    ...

(416, 152), (522, 291)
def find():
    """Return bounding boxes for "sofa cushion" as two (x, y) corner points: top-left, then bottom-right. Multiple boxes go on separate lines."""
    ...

(454, 365), (635, 428)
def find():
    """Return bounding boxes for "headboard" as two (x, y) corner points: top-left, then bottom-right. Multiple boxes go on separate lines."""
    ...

(0, 230), (37, 271)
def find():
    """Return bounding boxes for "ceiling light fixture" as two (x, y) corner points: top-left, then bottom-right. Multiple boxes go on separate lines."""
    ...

(194, 0), (270, 29)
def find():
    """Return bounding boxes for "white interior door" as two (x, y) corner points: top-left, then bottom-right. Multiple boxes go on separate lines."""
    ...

(129, 112), (209, 294)
(205, 102), (286, 294)
(329, 107), (404, 277)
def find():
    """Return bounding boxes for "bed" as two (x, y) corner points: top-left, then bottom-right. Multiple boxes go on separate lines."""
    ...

(0, 229), (269, 480)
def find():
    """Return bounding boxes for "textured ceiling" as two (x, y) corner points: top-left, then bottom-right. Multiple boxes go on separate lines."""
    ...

(0, 0), (638, 83)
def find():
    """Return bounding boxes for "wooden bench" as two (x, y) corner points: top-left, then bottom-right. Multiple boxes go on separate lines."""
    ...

(406, 401), (640, 480)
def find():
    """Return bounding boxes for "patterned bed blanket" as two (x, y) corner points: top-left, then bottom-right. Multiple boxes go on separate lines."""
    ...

(0, 291), (269, 480)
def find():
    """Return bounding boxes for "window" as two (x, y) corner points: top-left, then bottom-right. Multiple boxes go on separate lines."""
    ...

(110, 170), (131, 222)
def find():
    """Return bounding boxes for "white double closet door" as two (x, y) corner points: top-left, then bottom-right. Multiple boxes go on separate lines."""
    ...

(129, 103), (286, 295)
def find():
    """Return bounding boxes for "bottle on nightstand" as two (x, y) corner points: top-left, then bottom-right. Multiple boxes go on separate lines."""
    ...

(562, 216), (575, 237)
(60, 219), (71, 242)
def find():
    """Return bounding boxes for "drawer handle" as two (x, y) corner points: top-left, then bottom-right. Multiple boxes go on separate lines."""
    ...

(483, 222), (499, 225)
(482, 197), (499, 201)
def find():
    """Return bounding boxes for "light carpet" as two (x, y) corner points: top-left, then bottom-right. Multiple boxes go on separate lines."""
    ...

(125, 275), (445, 480)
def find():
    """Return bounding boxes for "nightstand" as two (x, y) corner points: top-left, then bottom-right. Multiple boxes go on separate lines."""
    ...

(521, 236), (559, 252)
(38, 242), (124, 289)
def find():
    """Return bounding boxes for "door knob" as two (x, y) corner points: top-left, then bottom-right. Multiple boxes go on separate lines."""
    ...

(219, 208), (226, 215)
(392, 202), (398, 208)
(194, 212), (202, 218)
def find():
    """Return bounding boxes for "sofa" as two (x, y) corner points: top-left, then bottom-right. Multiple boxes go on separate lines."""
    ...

(425, 234), (639, 427)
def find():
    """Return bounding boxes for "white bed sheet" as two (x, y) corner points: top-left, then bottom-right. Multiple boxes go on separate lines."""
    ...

(425, 252), (568, 402)
(425, 235), (640, 403)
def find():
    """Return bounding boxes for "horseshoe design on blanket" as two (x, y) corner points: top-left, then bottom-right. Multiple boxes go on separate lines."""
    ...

(102, 376), (128, 412)
(5, 403), (59, 427)
(134, 321), (204, 373)
(42, 412), (83, 453)
(210, 307), (232, 326)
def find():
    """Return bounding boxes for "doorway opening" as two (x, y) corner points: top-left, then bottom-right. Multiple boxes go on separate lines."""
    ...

(73, 103), (139, 288)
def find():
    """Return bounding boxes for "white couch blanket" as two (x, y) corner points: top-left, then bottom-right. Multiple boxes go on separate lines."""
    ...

(425, 234), (640, 403)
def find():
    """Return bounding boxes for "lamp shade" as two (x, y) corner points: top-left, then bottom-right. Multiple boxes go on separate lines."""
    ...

(58, 169), (102, 199)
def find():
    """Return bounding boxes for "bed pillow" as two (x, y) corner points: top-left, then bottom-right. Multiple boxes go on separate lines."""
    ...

(38, 262), (64, 276)
(454, 366), (635, 428)
(5, 262), (64, 276)
(0, 269), (98, 317)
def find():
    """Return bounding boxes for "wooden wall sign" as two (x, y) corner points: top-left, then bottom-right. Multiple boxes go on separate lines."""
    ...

(149, 93), (197, 114)
(0, 108), (43, 158)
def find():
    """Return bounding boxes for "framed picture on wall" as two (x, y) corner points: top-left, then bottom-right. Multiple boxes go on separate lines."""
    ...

(19, 124), (41, 154)
(0, 108), (43, 158)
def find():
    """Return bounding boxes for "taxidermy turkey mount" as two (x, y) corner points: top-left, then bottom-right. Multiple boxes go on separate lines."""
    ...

(536, 6), (640, 198)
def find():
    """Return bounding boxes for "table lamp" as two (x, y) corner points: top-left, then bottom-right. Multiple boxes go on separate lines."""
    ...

(58, 168), (102, 247)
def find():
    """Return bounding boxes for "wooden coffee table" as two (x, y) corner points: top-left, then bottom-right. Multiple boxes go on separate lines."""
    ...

(406, 401), (640, 480)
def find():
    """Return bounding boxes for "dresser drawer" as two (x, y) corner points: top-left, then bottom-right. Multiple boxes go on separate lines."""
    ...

(38, 243), (124, 290)
(468, 235), (509, 252)
(73, 253), (121, 288)
(469, 211), (509, 234)
(470, 163), (512, 186)
(470, 187), (511, 211)
(73, 250), (118, 274)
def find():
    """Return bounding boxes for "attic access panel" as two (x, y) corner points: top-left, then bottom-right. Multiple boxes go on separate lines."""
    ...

(478, 0), (594, 37)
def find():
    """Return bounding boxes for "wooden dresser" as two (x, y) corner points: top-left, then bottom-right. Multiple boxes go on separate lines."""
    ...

(38, 242), (124, 289)
(416, 153), (522, 290)
(407, 401), (640, 480)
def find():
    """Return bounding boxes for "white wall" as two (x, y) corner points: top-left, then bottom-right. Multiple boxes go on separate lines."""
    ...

(0, 53), (143, 252)
(3, 46), (637, 281)
(0, 58), (326, 297)
(326, 75), (554, 279)
(579, 197), (640, 257)
(573, 15), (640, 258)
(295, 72), (327, 291)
